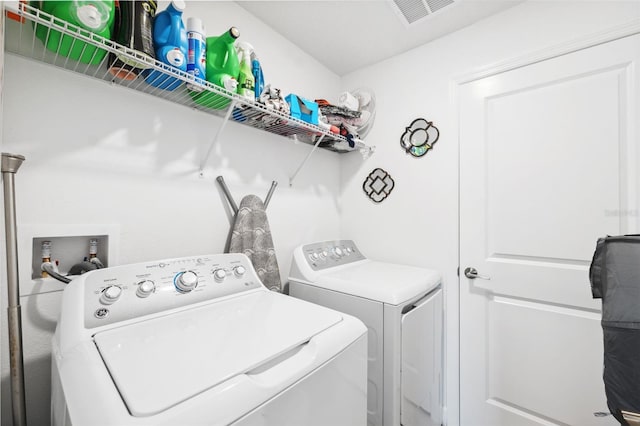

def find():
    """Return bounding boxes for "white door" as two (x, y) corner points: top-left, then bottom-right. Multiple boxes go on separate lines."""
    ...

(459, 33), (640, 426)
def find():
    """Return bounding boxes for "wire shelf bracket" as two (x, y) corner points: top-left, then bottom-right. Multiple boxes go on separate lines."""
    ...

(199, 100), (238, 177)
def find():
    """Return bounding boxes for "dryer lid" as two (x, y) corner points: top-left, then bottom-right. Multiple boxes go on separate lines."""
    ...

(311, 261), (441, 305)
(93, 291), (342, 417)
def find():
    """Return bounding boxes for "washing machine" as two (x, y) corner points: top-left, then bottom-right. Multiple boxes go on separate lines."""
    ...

(51, 252), (368, 426)
(288, 240), (443, 426)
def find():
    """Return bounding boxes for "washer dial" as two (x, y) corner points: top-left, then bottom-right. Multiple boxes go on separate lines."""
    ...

(175, 271), (198, 293)
(100, 285), (122, 305)
(213, 269), (227, 282)
(136, 280), (155, 298)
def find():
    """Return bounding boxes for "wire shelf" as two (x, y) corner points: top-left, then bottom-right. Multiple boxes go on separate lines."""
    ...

(4, 3), (372, 155)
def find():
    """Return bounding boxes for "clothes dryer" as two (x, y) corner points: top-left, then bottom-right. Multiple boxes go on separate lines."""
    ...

(51, 253), (367, 426)
(289, 240), (443, 426)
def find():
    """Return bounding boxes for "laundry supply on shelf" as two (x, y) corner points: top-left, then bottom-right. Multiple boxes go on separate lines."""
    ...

(32, 0), (115, 65)
(186, 17), (206, 91)
(251, 51), (264, 101)
(285, 94), (319, 125)
(315, 98), (367, 142)
(190, 27), (240, 109)
(231, 42), (265, 121)
(237, 84), (289, 128)
(236, 42), (256, 100)
(317, 119), (340, 134)
(143, 0), (188, 91)
(108, 0), (157, 81)
(337, 91), (360, 111)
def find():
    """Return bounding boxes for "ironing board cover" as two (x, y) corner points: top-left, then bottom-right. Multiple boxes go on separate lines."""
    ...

(228, 195), (282, 292)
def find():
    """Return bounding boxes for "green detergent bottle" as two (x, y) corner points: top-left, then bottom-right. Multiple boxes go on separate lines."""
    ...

(33, 1), (115, 65)
(191, 27), (240, 109)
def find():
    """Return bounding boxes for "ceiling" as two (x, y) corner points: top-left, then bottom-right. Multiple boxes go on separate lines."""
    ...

(236, 0), (522, 76)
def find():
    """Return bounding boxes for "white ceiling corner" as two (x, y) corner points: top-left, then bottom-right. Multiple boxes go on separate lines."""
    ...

(236, 0), (523, 76)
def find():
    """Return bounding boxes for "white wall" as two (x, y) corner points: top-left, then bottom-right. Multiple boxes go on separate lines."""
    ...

(0, 2), (343, 425)
(339, 2), (640, 425)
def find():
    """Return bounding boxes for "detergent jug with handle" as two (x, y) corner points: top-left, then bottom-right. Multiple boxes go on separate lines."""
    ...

(191, 27), (240, 109)
(34, 0), (115, 65)
(143, 0), (188, 90)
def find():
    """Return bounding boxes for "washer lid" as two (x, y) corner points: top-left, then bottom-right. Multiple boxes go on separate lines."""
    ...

(93, 291), (342, 417)
(312, 261), (441, 305)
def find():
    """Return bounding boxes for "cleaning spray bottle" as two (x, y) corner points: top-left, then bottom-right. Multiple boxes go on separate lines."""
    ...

(190, 27), (240, 109)
(143, 0), (188, 91)
(186, 17), (206, 91)
(236, 42), (255, 101)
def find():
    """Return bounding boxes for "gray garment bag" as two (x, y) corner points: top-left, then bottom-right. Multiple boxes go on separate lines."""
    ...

(589, 234), (640, 425)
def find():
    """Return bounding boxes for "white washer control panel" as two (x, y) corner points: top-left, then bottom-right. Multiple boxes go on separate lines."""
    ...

(302, 240), (366, 270)
(84, 254), (262, 328)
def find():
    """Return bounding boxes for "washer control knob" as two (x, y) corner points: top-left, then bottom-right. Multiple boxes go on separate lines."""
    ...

(136, 280), (155, 298)
(319, 250), (328, 259)
(175, 271), (198, 293)
(346, 247), (354, 255)
(213, 269), (227, 282)
(331, 247), (344, 258)
(309, 253), (319, 261)
(233, 266), (246, 277)
(100, 285), (122, 305)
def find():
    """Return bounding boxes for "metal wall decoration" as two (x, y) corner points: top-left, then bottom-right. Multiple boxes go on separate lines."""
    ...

(400, 118), (439, 157)
(363, 168), (395, 203)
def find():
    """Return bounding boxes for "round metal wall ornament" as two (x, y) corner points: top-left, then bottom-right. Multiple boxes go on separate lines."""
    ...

(363, 168), (394, 203)
(400, 118), (439, 157)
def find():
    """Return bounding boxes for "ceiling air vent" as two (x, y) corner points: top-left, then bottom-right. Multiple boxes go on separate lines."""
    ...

(391, 0), (456, 25)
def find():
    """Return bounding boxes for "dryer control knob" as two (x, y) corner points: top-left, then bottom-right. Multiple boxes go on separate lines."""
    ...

(136, 280), (155, 298)
(233, 266), (246, 277)
(100, 285), (122, 305)
(213, 269), (227, 282)
(175, 271), (198, 293)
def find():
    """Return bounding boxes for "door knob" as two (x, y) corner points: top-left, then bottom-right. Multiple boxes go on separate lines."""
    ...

(464, 267), (491, 280)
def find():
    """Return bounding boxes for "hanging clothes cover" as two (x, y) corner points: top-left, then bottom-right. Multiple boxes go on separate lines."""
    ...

(228, 195), (282, 292)
(589, 234), (640, 425)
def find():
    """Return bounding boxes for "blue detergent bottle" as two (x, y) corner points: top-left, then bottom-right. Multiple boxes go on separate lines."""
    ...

(143, 0), (188, 91)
